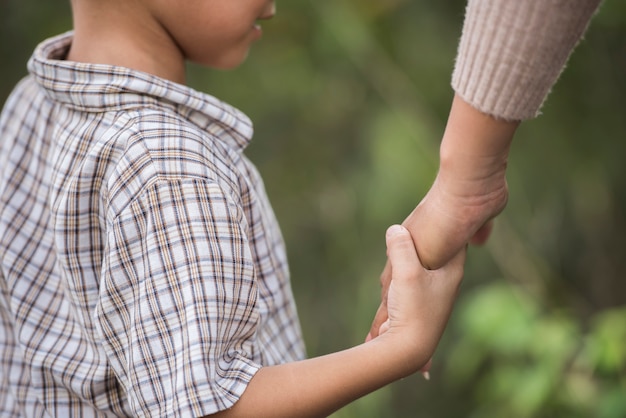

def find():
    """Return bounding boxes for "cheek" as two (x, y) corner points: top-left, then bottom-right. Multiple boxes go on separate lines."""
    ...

(155, 6), (258, 67)
(184, 30), (256, 69)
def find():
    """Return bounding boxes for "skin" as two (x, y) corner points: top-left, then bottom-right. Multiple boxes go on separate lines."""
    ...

(68, 0), (276, 83)
(367, 94), (519, 341)
(209, 226), (465, 418)
(67, 0), (467, 415)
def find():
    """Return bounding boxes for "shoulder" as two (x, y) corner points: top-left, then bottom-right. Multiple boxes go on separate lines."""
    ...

(0, 76), (57, 178)
(1, 76), (43, 109)
(102, 107), (244, 217)
(1, 76), (50, 134)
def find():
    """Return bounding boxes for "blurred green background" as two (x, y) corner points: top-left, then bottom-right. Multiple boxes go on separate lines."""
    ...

(2, 0), (625, 417)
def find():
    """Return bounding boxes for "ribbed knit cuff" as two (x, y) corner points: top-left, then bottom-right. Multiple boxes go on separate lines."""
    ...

(452, 0), (601, 121)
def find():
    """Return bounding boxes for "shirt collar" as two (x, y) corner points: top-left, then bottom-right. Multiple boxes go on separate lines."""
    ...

(28, 31), (254, 152)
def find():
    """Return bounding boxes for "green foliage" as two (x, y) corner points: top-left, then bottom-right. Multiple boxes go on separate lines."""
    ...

(448, 283), (626, 417)
(2, 0), (625, 417)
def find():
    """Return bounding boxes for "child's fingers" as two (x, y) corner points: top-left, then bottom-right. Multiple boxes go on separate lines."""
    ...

(385, 225), (421, 281)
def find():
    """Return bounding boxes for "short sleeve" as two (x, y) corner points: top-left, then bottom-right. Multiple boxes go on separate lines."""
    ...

(98, 177), (260, 417)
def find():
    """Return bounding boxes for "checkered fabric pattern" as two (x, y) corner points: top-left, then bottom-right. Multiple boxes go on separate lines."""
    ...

(0, 32), (305, 417)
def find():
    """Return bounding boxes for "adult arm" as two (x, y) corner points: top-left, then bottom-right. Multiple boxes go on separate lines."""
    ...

(416, 0), (602, 270)
(404, 94), (517, 271)
(209, 226), (466, 418)
(368, 0), (602, 341)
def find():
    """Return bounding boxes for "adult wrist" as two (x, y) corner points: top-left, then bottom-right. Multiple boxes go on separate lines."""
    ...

(437, 94), (516, 194)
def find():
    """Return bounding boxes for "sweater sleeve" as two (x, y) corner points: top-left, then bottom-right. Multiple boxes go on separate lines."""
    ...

(452, 0), (602, 121)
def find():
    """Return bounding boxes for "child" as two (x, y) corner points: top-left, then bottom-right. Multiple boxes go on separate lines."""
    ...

(0, 0), (466, 416)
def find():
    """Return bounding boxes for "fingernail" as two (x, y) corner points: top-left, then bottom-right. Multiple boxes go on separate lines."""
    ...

(386, 224), (406, 237)
(422, 371), (430, 381)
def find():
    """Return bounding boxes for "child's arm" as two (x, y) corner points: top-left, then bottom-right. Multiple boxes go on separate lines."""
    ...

(208, 225), (465, 418)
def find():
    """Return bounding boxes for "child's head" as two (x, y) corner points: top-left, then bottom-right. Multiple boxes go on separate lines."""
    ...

(69, 0), (276, 81)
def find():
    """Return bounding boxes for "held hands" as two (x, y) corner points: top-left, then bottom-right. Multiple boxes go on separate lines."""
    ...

(373, 225), (465, 371)
(368, 94), (516, 341)
(367, 170), (504, 342)
(405, 156), (508, 270)
(208, 226), (464, 418)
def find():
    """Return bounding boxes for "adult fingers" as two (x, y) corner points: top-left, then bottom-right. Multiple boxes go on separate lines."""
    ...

(469, 219), (494, 246)
(367, 261), (392, 340)
(366, 302), (388, 342)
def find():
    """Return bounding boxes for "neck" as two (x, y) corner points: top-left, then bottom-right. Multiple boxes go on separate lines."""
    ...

(67, 1), (187, 84)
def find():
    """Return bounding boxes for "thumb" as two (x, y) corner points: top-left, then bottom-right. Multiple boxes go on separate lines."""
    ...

(386, 225), (421, 280)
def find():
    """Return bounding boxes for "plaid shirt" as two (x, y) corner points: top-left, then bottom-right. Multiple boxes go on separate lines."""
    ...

(0, 32), (305, 417)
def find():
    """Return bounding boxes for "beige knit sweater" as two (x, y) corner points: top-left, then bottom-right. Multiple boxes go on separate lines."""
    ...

(452, 0), (602, 121)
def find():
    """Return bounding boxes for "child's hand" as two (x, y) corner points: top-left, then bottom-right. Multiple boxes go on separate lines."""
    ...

(210, 225), (463, 418)
(375, 225), (465, 368)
